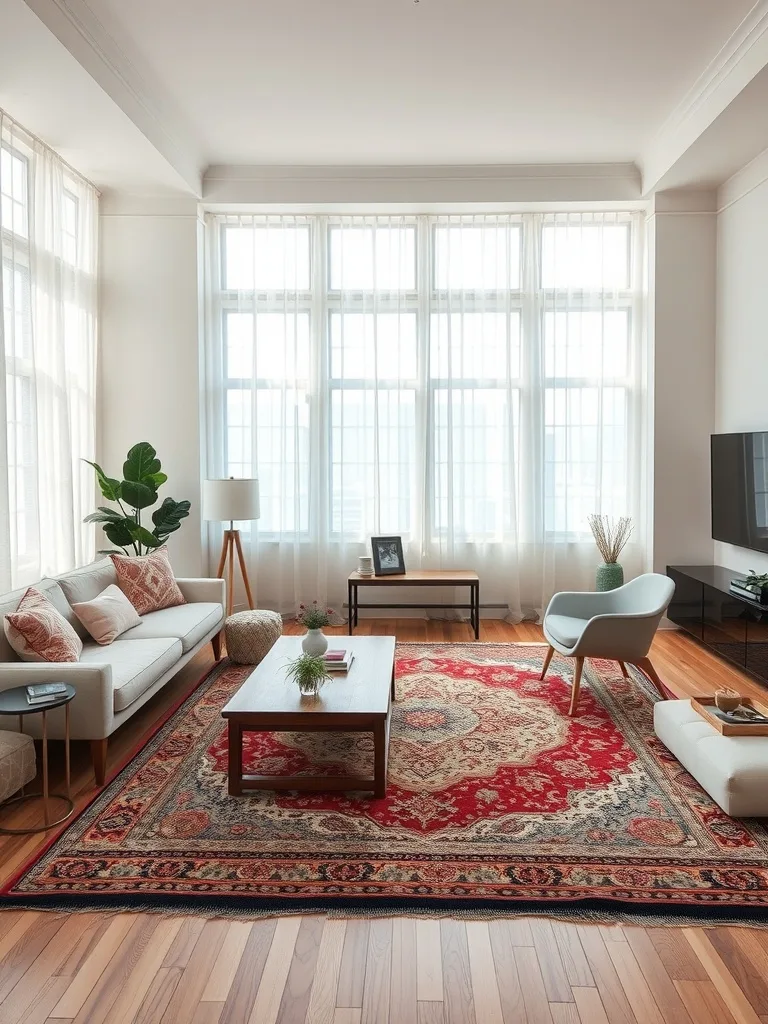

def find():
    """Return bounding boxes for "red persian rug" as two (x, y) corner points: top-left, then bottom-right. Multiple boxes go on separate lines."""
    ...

(6, 643), (768, 922)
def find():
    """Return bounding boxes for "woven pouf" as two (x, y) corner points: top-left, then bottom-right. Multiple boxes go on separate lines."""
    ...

(225, 610), (283, 665)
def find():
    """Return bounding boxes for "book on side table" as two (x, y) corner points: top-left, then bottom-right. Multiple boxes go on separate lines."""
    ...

(26, 682), (69, 704)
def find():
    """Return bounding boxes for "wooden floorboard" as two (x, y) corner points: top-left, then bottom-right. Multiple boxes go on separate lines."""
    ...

(0, 619), (766, 1023)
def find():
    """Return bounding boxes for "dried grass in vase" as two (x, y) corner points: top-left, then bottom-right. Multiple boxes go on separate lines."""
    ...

(587, 515), (633, 564)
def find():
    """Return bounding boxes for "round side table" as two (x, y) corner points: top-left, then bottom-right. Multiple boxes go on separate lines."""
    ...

(0, 683), (76, 834)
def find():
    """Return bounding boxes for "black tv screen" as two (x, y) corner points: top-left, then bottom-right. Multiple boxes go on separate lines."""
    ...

(712, 432), (768, 554)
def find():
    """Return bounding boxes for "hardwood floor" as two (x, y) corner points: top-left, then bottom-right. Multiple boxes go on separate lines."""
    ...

(0, 619), (766, 1023)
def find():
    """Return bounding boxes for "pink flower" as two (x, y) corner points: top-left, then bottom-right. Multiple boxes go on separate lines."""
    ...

(327, 608), (333, 615)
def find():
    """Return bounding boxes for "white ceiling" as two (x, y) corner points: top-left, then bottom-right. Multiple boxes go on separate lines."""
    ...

(86, 0), (754, 166)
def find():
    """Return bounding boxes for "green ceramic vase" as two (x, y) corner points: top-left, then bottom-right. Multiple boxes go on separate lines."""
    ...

(596, 562), (624, 592)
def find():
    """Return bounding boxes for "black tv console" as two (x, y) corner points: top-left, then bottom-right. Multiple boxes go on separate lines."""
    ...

(667, 565), (768, 684)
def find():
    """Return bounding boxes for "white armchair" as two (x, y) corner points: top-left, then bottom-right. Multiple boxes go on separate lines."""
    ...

(541, 573), (676, 716)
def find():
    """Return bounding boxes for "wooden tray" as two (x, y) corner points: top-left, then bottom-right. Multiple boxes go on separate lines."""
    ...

(691, 696), (768, 736)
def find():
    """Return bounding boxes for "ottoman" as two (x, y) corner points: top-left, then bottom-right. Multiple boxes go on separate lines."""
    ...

(225, 610), (283, 665)
(654, 700), (768, 817)
(0, 730), (36, 803)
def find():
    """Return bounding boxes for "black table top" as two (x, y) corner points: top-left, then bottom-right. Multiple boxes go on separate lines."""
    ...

(0, 683), (76, 715)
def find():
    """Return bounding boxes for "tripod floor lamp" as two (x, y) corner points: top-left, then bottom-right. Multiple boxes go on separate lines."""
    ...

(203, 478), (260, 616)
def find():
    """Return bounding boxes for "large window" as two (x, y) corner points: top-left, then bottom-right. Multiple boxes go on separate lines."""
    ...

(0, 110), (98, 588)
(208, 212), (642, 564)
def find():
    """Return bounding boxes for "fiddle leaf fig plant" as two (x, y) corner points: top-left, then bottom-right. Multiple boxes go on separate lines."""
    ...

(83, 442), (191, 556)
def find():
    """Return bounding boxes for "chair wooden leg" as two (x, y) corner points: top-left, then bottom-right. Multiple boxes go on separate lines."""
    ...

(634, 657), (668, 700)
(569, 657), (584, 716)
(540, 645), (555, 680)
(618, 661), (629, 678)
(211, 631), (222, 660)
(91, 739), (108, 787)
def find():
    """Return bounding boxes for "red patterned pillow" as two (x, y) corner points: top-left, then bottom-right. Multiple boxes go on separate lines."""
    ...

(4, 587), (83, 663)
(110, 546), (186, 616)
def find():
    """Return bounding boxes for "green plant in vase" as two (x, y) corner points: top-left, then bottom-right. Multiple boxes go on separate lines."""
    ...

(83, 442), (191, 555)
(285, 653), (330, 698)
(743, 571), (768, 601)
(587, 514), (633, 592)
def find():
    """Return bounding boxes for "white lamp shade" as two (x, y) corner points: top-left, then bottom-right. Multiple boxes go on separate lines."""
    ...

(203, 478), (260, 522)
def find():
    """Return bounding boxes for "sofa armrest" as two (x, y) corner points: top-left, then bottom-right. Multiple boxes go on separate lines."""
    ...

(176, 577), (226, 609)
(0, 663), (114, 739)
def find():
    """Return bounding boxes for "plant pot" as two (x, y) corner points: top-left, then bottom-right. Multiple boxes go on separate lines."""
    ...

(596, 562), (624, 592)
(301, 628), (328, 656)
(297, 676), (325, 698)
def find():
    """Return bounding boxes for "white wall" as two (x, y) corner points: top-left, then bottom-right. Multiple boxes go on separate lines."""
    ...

(99, 196), (205, 577)
(648, 195), (717, 574)
(714, 151), (768, 574)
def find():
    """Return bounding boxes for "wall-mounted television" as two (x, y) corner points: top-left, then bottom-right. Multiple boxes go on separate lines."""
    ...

(712, 432), (768, 554)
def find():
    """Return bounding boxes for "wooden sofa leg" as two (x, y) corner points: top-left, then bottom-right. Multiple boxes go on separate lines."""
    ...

(91, 739), (108, 787)
(540, 645), (554, 680)
(569, 657), (584, 716)
(211, 630), (222, 661)
(635, 657), (668, 700)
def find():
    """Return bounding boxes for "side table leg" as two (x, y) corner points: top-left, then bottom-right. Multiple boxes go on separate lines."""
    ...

(373, 720), (388, 799)
(475, 583), (480, 640)
(18, 714), (24, 796)
(42, 709), (49, 826)
(348, 579), (354, 634)
(65, 702), (71, 799)
(228, 721), (243, 796)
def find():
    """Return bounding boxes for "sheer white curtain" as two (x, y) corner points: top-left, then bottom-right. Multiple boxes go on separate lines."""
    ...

(205, 211), (645, 620)
(0, 110), (98, 590)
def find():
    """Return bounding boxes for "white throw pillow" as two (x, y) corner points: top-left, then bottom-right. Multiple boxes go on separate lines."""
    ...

(72, 584), (142, 645)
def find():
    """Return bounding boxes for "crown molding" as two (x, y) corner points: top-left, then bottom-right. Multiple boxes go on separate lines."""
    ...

(642, 0), (768, 193)
(717, 142), (768, 211)
(203, 163), (642, 205)
(22, 0), (202, 195)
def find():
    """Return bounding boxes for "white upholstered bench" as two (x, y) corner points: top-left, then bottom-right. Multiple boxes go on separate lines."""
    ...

(654, 699), (768, 817)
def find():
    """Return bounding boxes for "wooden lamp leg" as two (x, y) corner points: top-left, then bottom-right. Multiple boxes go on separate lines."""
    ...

(233, 530), (255, 610)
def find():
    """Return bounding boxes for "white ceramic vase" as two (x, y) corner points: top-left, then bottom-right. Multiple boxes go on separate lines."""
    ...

(302, 628), (328, 656)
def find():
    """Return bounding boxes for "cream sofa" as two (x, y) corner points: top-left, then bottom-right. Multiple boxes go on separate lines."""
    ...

(0, 558), (225, 785)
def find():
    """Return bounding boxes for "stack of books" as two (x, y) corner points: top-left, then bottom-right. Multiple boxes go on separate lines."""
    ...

(729, 580), (768, 604)
(323, 649), (355, 672)
(26, 682), (68, 705)
(357, 556), (374, 578)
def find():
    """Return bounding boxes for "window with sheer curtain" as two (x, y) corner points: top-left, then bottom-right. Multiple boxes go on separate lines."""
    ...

(0, 110), (98, 589)
(205, 211), (645, 618)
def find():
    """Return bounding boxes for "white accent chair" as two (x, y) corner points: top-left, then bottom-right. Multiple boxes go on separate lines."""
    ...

(540, 573), (676, 716)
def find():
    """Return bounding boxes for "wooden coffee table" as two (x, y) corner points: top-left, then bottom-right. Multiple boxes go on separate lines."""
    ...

(221, 635), (396, 798)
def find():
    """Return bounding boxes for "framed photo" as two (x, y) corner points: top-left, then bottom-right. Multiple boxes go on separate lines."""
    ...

(371, 536), (406, 576)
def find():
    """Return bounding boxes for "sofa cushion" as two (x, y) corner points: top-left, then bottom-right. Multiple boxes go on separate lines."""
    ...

(545, 614), (588, 649)
(0, 730), (36, 802)
(79, 637), (183, 712)
(0, 580), (77, 662)
(120, 603), (224, 654)
(56, 559), (119, 639)
(72, 584), (142, 645)
(111, 547), (185, 615)
(4, 588), (84, 663)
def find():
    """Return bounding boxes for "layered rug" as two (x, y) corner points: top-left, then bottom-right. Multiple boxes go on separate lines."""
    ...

(6, 643), (768, 923)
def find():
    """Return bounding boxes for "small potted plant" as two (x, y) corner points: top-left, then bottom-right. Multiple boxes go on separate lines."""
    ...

(286, 653), (330, 698)
(298, 601), (334, 655)
(587, 514), (633, 591)
(741, 571), (768, 604)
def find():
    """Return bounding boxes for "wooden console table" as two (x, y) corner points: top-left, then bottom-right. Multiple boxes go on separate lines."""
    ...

(348, 570), (480, 639)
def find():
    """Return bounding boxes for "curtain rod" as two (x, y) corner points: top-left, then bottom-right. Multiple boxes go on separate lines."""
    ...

(0, 106), (101, 196)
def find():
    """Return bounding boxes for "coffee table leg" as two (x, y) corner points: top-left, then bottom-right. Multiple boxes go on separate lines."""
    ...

(373, 719), (387, 799)
(228, 721), (243, 796)
(391, 664), (396, 702)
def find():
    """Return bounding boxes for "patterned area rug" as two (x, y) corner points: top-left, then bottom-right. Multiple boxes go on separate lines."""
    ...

(6, 643), (768, 921)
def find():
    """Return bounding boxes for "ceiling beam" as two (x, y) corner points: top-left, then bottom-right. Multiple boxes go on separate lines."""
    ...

(22, 0), (203, 195)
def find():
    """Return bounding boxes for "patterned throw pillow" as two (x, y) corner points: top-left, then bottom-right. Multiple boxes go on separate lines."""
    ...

(110, 546), (186, 616)
(4, 587), (83, 663)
